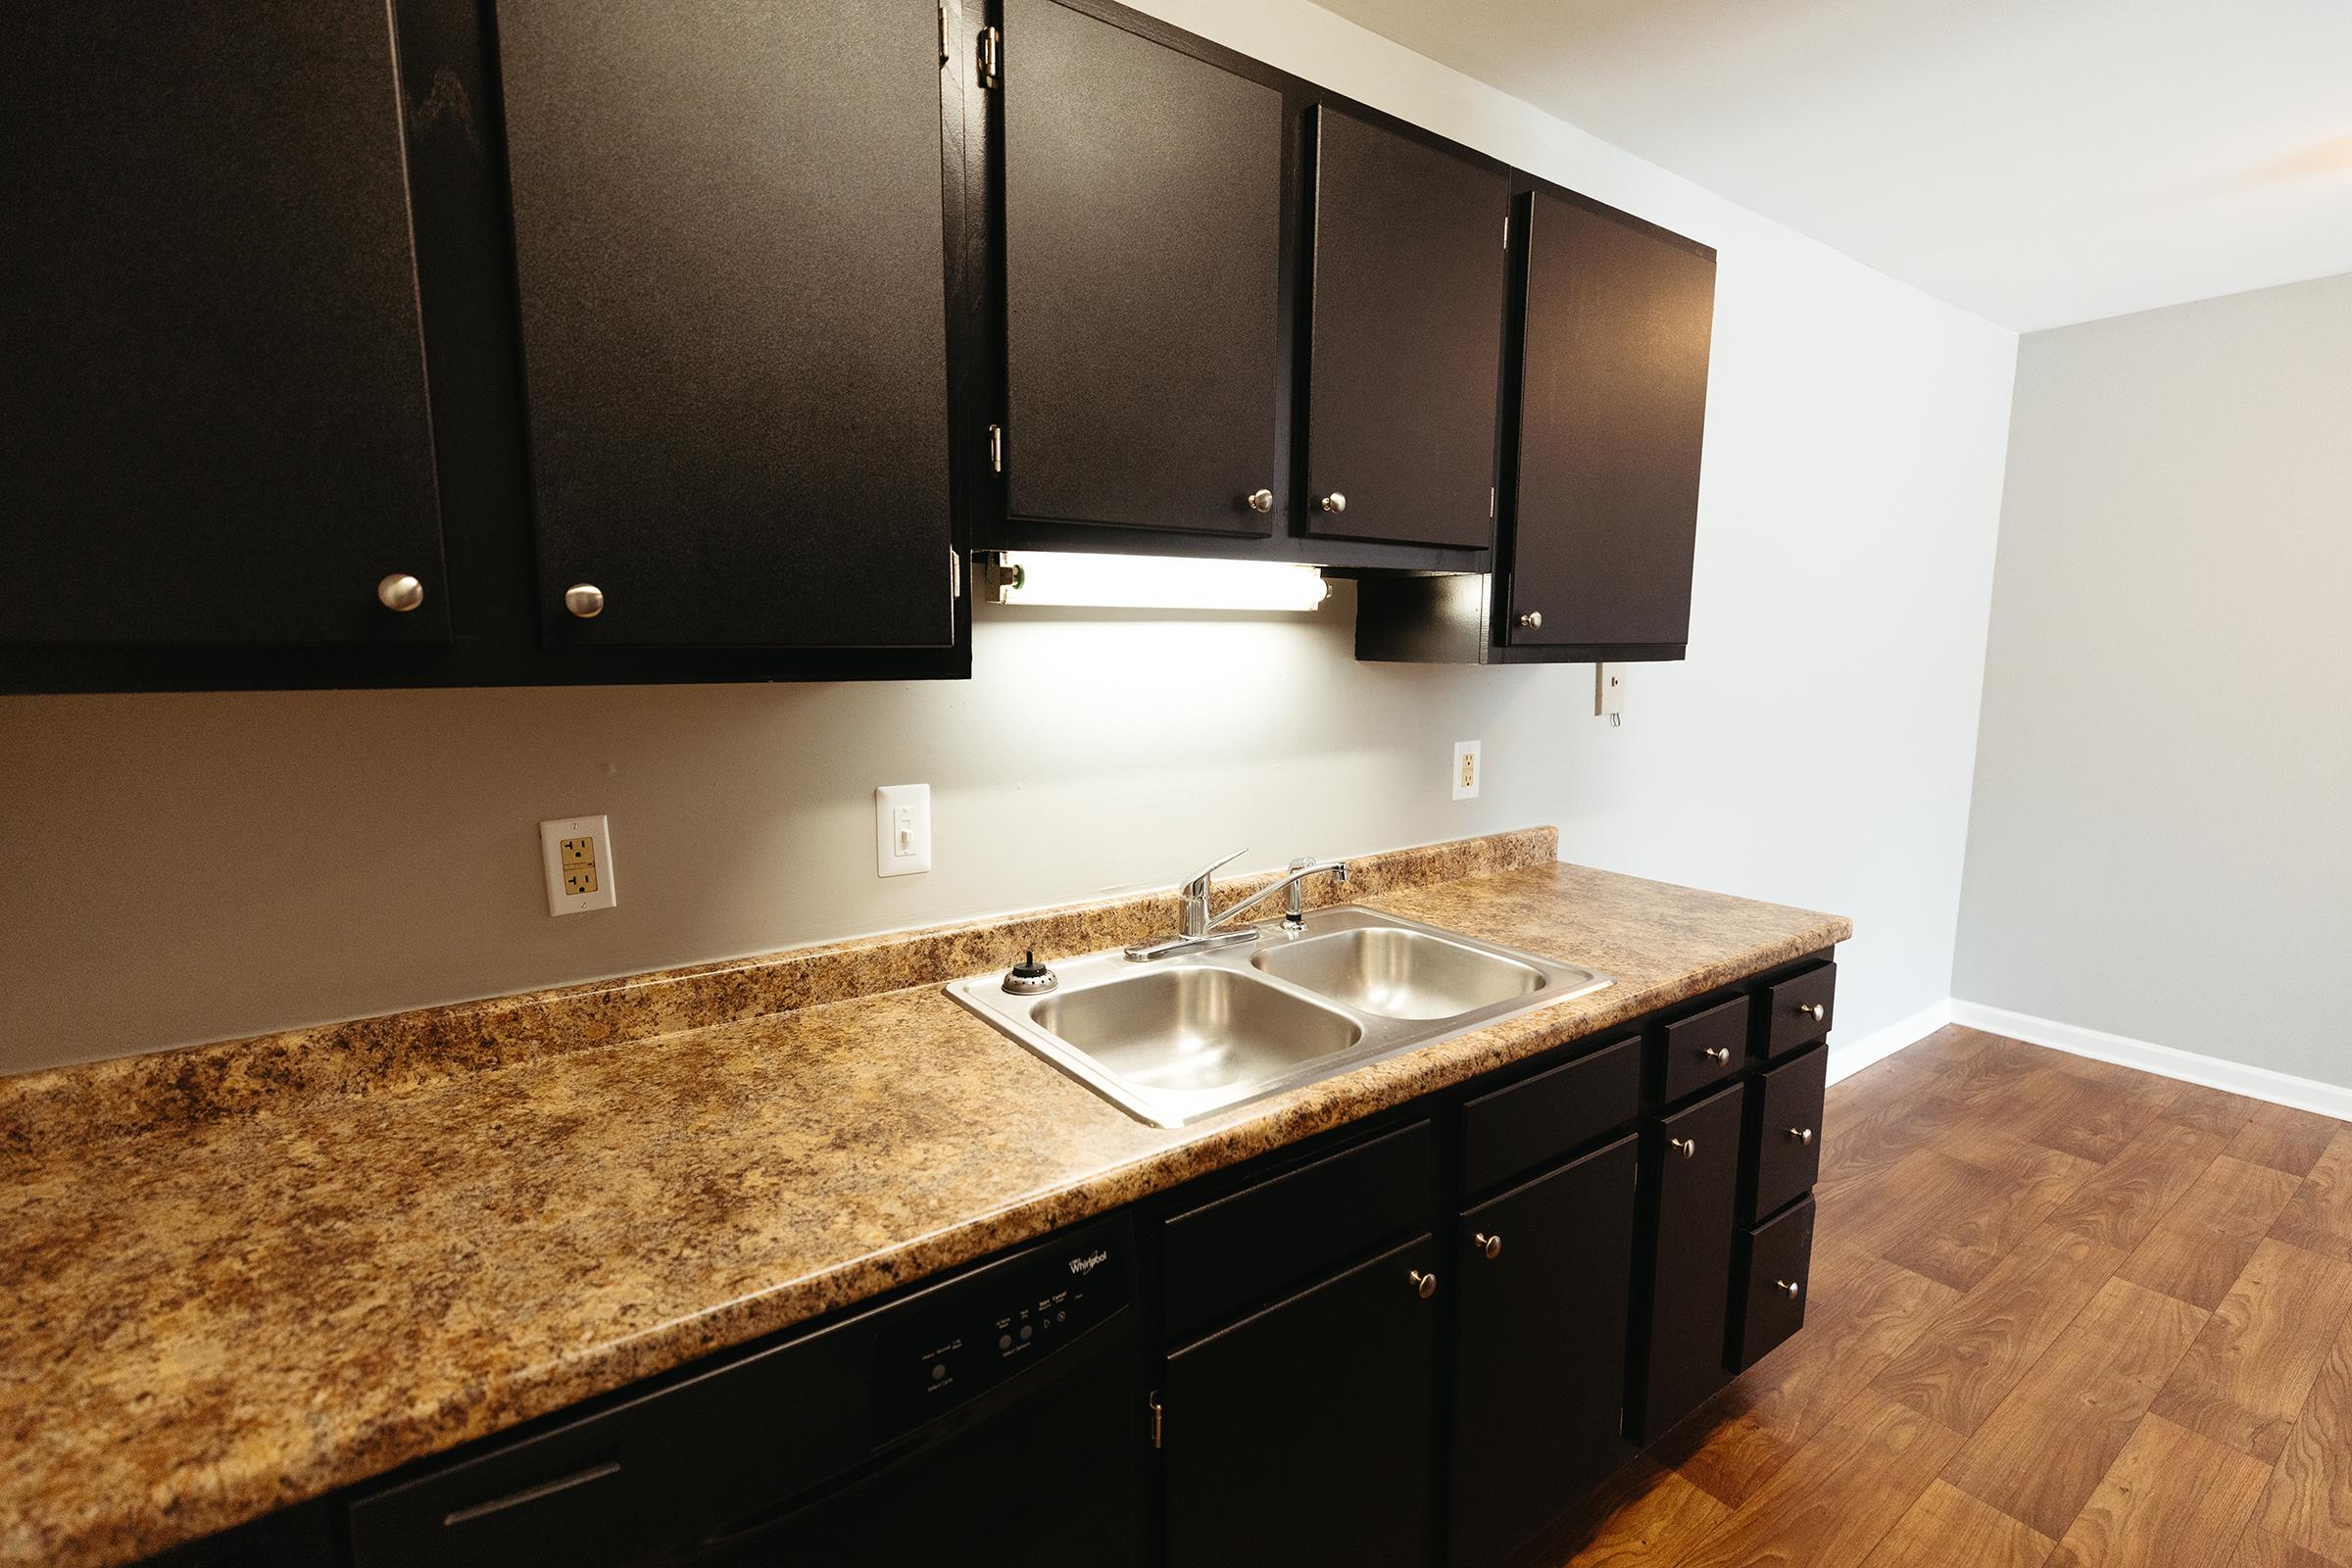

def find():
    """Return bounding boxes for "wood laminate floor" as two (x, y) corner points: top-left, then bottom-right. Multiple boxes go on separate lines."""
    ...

(1532, 1026), (2352, 1568)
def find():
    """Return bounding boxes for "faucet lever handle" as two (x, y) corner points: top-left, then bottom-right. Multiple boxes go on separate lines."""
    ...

(1182, 848), (1250, 897)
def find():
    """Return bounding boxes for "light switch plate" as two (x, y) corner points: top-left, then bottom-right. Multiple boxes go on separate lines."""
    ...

(875, 784), (932, 877)
(1596, 662), (1627, 723)
(1452, 740), (1482, 801)
(540, 814), (615, 916)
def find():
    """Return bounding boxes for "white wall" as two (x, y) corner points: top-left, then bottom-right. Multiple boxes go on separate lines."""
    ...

(0, 0), (2018, 1074)
(1954, 271), (2352, 1086)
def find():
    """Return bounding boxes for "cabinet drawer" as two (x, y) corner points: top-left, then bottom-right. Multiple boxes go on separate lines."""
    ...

(1757, 960), (1837, 1060)
(1459, 1036), (1639, 1193)
(1731, 1195), (1816, 1370)
(1653, 996), (1749, 1104)
(1631, 1082), (1743, 1442)
(1163, 1120), (1431, 1339)
(1745, 1044), (1828, 1222)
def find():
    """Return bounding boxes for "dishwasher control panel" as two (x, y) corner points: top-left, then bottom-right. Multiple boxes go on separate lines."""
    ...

(872, 1217), (1132, 1442)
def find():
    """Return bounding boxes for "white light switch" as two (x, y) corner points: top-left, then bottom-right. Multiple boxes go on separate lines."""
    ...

(875, 784), (932, 877)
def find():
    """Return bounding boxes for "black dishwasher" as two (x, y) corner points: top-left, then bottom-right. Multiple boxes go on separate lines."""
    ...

(345, 1218), (1143, 1568)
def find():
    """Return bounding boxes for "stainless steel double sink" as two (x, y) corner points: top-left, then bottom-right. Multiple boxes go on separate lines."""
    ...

(947, 906), (1612, 1127)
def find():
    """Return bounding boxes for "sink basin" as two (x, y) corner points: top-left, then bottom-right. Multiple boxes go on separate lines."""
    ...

(1252, 926), (1546, 1020)
(946, 905), (1613, 1127)
(1031, 967), (1363, 1094)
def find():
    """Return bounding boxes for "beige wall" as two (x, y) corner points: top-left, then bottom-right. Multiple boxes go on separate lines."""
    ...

(1955, 270), (2352, 1084)
(0, 0), (2018, 1074)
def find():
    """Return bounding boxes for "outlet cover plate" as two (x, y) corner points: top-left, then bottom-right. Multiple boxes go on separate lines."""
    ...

(1452, 740), (1482, 801)
(875, 784), (932, 877)
(540, 814), (616, 916)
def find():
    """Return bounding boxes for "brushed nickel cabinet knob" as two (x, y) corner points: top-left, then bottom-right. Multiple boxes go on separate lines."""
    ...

(1670, 1136), (1696, 1159)
(1409, 1268), (1438, 1299)
(1796, 1002), (1827, 1022)
(1703, 1046), (1732, 1064)
(1776, 1279), (1802, 1298)
(1246, 488), (1274, 514)
(1788, 1126), (1815, 1146)
(1475, 1232), (1502, 1260)
(564, 583), (606, 619)
(1518, 611), (1543, 629)
(1318, 492), (1347, 514)
(375, 573), (423, 612)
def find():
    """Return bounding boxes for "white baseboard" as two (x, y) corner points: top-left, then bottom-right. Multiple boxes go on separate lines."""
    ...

(1949, 1000), (2352, 1124)
(1826, 997), (1952, 1087)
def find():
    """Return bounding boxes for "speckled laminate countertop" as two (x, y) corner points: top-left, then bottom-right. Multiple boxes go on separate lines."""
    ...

(0, 831), (1847, 1567)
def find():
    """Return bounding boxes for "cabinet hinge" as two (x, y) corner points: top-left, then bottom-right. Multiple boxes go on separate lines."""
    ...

(978, 24), (1002, 88)
(950, 547), (961, 601)
(1149, 1391), (1164, 1449)
(1503, 212), (1509, 252)
(939, 5), (949, 65)
(1489, 486), (1496, 518)
(987, 422), (1004, 474)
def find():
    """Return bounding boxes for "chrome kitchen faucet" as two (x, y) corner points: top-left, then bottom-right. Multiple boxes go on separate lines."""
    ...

(1123, 850), (1350, 962)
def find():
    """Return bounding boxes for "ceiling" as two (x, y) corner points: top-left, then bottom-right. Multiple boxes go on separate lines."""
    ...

(1310, 0), (2352, 330)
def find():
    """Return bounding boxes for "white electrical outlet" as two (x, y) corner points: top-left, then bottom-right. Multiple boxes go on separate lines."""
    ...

(540, 814), (616, 916)
(1452, 740), (1482, 801)
(875, 784), (932, 877)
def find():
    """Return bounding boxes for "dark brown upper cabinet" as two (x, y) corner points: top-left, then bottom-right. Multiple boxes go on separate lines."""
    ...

(497, 0), (959, 649)
(997, 0), (1289, 540)
(0, 0), (449, 650)
(1506, 188), (1716, 655)
(1302, 107), (1508, 551)
(1355, 179), (1716, 665)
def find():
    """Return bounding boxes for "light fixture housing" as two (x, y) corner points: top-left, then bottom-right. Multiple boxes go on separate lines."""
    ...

(985, 551), (1331, 612)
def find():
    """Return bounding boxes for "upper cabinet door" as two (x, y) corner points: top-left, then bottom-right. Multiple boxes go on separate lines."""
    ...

(0, 1), (448, 647)
(497, 0), (956, 649)
(1001, 0), (1286, 535)
(1508, 191), (1715, 651)
(1303, 108), (1507, 550)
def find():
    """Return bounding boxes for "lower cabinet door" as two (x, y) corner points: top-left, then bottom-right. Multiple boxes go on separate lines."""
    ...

(1632, 1082), (1745, 1441)
(1447, 1134), (1640, 1568)
(1164, 1234), (1440, 1568)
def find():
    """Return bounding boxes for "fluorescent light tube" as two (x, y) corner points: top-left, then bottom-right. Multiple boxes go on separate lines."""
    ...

(991, 552), (1331, 612)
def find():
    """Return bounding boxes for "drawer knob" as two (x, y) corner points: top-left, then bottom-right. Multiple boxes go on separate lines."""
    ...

(1776, 1279), (1802, 1298)
(1518, 611), (1544, 630)
(1796, 1002), (1827, 1022)
(1474, 1232), (1502, 1260)
(375, 573), (423, 612)
(1703, 1046), (1733, 1064)
(1788, 1126), (1815, 1146)
(1319, 491), (1348, 514)
(564, 583), (606, 619)
(1246, 487), (1274, 514)
(1409, 1268), (1438, 1299)
(1670, 1136), (1697, 1159)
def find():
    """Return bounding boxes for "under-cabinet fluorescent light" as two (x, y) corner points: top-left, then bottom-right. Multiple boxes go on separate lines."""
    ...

(988, 552), (1331, 612)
